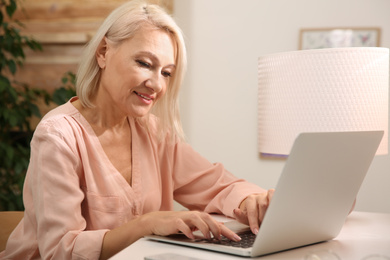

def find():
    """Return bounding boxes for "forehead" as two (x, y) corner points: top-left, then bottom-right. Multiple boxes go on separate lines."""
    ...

(119, 26), (176, 64)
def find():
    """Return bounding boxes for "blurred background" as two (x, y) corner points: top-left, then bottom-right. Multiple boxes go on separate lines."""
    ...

(1, 0), (389, 213)
(175, 0), (390, 213)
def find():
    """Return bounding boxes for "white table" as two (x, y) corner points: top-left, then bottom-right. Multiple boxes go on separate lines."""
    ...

(110, 211), (390, 260)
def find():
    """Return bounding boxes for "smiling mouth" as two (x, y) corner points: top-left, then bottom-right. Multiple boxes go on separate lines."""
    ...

(134, 91), (152, 101)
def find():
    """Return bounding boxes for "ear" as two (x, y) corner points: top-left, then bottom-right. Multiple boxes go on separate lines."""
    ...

(96, 37), (108, 69)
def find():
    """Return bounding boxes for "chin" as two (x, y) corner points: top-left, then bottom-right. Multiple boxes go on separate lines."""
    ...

(127, 109), (152, 118)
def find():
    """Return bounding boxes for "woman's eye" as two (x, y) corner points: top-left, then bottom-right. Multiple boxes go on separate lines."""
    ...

(136, 60), (151, 68)
(162, 71), (172, 78)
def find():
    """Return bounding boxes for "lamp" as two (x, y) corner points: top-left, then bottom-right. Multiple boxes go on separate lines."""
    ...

(258, 47), (389, 156)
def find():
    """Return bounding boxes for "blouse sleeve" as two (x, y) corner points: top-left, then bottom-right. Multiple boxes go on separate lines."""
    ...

(24, 121), (108, 259)
(172, 140), (266, 218)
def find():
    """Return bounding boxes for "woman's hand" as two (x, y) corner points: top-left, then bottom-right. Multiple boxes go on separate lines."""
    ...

(100, 210), (241, 259)
(233, 189), (275, 235)
(142, 210), (241, 242)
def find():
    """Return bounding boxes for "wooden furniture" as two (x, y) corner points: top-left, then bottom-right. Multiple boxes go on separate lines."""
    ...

(0, 211), (24, 252)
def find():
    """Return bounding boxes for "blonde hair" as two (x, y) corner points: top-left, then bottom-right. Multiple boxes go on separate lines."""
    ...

(76, 0), (187, 140)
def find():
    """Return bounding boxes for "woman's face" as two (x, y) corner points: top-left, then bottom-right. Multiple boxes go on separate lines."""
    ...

(96, 26), (176, 118)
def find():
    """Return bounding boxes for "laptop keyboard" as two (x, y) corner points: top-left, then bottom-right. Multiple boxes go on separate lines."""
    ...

(206, 231), (256, 248)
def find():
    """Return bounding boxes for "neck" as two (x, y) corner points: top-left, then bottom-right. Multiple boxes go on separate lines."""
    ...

(72, 98), (128, 133)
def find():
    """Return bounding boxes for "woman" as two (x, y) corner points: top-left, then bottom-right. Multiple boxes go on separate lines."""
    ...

(1, 1), (274, 259)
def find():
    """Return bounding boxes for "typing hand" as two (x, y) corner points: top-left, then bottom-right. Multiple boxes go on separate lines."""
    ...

(233, 189), (275, 235)
(143, 211), (242, 242)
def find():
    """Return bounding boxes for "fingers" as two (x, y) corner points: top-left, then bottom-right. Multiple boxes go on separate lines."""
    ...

(187, 214), (241, 242)
(243, 195), (260, 234)
(148, 211), (240, 241)
(248, 194), (263, 234)
(220, 223), (242, 242)
(267, 189), (275, 201)
(186, 212), (218, 240)
(174, 218), (195, 239)
(177, 212), (242, 242)
(233, 208), (248, 225)
(234, 189), (275, 234)
(259, 189), (274, 221)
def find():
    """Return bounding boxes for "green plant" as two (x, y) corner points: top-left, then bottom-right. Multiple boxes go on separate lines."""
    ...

(0, 0), (51, 210)
(52, 71), (77, 105)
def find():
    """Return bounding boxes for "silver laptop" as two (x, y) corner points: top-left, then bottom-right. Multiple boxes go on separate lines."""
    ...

(146, 131), (384, 257)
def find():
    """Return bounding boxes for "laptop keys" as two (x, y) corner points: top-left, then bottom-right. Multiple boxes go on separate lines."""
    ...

(198, 231), (256, 248)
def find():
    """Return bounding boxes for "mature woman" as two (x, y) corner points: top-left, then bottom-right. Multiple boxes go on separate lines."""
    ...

(1, 1), (273, 259)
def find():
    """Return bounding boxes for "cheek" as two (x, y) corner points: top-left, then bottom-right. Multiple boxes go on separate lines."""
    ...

(117, 68), (144, 90)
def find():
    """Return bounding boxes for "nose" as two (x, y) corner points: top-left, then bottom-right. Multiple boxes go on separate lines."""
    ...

(145, 72), (164, 94)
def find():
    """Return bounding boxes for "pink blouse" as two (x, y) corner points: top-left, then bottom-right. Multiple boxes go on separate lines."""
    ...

(1, 98), (265, 259)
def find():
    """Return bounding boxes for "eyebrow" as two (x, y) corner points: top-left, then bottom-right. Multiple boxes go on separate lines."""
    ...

(137, 51), (176, 68)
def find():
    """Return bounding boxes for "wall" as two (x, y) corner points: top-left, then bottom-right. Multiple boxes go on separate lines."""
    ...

(174, 0), (390, 213)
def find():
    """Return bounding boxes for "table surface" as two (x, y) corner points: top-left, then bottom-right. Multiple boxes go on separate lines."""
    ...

(110, 211), (390, 260)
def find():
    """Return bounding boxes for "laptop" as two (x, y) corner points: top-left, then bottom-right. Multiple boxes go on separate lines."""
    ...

(146, 131), (384, 257)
